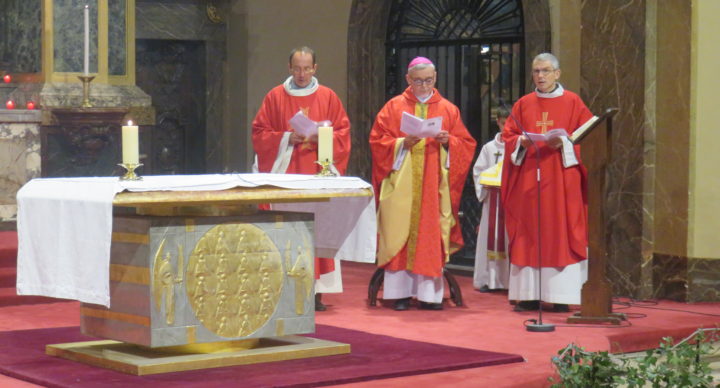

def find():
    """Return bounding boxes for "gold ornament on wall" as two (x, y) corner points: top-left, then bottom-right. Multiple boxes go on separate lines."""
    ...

(206, 1), (224, 24)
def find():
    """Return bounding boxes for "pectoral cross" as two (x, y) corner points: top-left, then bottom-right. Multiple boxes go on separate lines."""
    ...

(301, 107), (310, 116)
(493, 150), (502, 163)
(536, 112), (553, 133)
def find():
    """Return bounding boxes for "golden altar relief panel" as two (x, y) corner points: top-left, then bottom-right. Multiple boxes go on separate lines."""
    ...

(286, 236), (314, 315)
(185, 223), (284, 338)
(152, 239), (184, 325)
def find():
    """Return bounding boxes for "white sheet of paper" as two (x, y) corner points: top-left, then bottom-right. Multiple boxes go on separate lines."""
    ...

(525, 128), (568, 142)
(400, 112), (442, 138)
(288, 110), (318, 137)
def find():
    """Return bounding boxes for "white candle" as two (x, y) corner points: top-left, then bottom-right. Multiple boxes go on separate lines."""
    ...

(84, 5), (89, 75)
(318, 126), (333, 163)
(122, 120), (139, 165)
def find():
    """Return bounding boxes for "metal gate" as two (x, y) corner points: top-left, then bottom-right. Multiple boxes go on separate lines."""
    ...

(386, 0), (525, 266)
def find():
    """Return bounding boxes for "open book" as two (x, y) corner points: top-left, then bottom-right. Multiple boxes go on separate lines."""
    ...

(400, 112), (442, 138)
(523, 115), (601, 144)
(288, 110), (317, 137)
(526, 128), (568, 142)
(569, 116), (600, 143)
(288, 110), (332, 137)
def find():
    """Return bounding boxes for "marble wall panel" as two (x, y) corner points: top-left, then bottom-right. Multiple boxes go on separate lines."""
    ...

(0, 0), (42, 73)
(652, 253), (687, 301)
(653, 1), (690, 256)
(53, 0), (98, 73)
(652, 254), (720, 303)
(204, 40), (227, 173)
(40, 83), (152, 108)
(521, 0), (551, 91)
(108, 0), (128, 76)
(0, 111), (42, 222)
(580, 0), (647, 298)
(641, 0), (657, 300)
(136, 0), (226, 42)
(687, 258), (720, 302)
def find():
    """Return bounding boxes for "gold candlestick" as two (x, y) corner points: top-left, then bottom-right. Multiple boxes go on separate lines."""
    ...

(77, 75), (95, 108)
(315, 159), (337, 177)
(118, 163), (143, 181)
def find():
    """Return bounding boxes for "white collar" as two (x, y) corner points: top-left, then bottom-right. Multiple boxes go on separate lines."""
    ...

(283, 76), (319, 97)
(535, 83), (564, 98)
(493, 132), (504, 146)
(415, 90), (434, 103)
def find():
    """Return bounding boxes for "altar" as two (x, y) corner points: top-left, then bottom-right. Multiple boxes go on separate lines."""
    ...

(15, 173), (376, 374)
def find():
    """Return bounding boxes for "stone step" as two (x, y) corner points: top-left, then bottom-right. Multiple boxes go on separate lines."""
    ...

(0, 266), (16, 288)
(0, 287), (60, 307)
(0, 231), (18, 268)
(0, 252), (17, 268)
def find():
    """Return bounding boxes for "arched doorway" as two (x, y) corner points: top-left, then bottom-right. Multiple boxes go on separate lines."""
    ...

(347, 0), (550, 268)
(386, 0), (524, 266)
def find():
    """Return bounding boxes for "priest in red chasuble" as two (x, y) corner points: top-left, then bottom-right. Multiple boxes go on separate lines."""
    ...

(370, 57), (476, 311)
(501, 53), (593, 312)
(252, 46), (351, 311)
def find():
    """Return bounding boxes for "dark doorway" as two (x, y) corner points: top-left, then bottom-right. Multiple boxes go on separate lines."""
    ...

(136, 39), (206, 174)
(386, 0), (525, 267)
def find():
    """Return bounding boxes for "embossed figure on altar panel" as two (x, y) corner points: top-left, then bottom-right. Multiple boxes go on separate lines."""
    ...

(80, 212), (318, 347)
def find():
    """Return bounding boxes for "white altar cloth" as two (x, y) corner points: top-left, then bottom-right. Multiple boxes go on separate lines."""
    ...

(16, 174), (376, 307)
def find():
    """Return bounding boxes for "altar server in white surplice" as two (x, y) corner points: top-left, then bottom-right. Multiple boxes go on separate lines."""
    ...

(472, 106), (510, 292)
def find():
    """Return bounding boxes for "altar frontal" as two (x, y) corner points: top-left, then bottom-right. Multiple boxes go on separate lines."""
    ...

(48, 210), (350, 374)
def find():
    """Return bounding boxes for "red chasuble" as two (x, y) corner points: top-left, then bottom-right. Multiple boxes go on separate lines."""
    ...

(252, 83), (351, 276)
(501, 89), (593, 268)
(252, 84), (351, 174)
(370, 87), (476, 277)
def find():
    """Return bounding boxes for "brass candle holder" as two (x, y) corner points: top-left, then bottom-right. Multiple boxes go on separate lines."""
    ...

(77, 75), (95, 108)
(118, 163), (143, 181)
(315, 159), (337, 177)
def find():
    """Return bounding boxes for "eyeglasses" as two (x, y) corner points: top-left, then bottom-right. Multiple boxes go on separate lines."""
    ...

(291, 67), (315, 74)
(532, 68), (556, 76)
(411, 77), (435, 86)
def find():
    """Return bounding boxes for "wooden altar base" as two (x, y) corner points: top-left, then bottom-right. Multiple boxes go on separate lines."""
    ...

(46, 335), (350, 375)
(566, 312), (627, 325)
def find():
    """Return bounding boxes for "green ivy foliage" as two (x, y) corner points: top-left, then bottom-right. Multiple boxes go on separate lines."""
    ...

(550, 328), (719, 388)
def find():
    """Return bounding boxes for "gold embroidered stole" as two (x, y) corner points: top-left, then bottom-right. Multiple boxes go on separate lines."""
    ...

(438, 144), (455, 261)
(376, 140), (412, 267)
(376, 102), (455, 268)
(404, 103), (429, 269)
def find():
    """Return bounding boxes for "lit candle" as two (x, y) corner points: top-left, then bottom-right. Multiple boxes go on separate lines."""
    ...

(84, 5), (89, 75)
(122, 120), (139, 165)
(317, 126), (333, 163)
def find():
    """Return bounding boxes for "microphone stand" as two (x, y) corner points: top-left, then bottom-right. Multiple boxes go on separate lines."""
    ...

(504, 103), (555, 333)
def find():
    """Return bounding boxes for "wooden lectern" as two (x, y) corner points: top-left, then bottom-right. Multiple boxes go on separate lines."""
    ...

(567, 107), (623, 325)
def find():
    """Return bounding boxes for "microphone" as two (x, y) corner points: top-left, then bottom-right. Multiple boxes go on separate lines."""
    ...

(499, 99), (555, 333)
(498, 98), (537, 151)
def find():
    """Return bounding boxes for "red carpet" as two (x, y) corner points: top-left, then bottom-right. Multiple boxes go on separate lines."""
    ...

(0, 324), (523, 388)
(0, 230), (719, 387)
